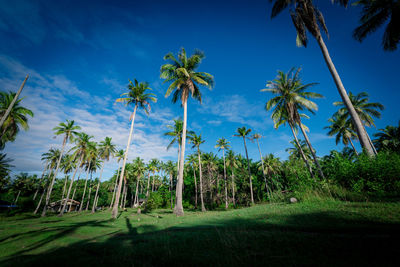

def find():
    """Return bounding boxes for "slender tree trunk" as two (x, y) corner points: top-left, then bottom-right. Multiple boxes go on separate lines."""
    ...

(175, 100), (187, 216)
(222, 149), (228, 209)
(33, 161), (49, 200)
(289, 123), (314, 178)
(122, 179), (128, 209)
(34, 187), (45, 215)
(68, 174), (81, 212)
(110, 182), (118, 209)
(243, 137), (254, 205)
(231, 170), (235, 206)
(42, 137), (67, 217)
(58, 175), (69, 212)
(256, 139), (271, 199)
(174, 144), (180, 208)
(298, 121), (325, 179)
(92, 161), (105, 213)
(362, 124), (378, 155)
(86, 182), (92, 211)
(152, 173), (155, 192)
(316, 35), (373, 155)
(348, 138), (359, 156)
(59, 155), (83, 216)
(169, 172), (173, 209)
(79, 162), (91, 212)
(34, 168), (53, 214)
(112, 104), (137, 219)
(197, 148), (206, 212)
(13, 190), (21, 205)
(193, 166), (198, 209)
(146, 172), (151, 197)
(134, 177), (140, 206)
(0, 75), (28, 129)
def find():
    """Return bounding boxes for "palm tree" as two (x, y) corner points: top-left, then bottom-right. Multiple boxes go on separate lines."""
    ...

(261, 68), (324, 178)
(187, 154), (198, 209)
(334, 91), (384, 154)
(325, 113), (359, 155)
(286, 140), (312, 162)
(110, 149), (125, 209)
(147, 158), (159, 194)
(131, 157), (146, 208)
(79, 141), (97, 212)
(0, 154), (12, 188)
(250, 133), (271, 197)
(160, 47), (214, 216)
(164, 160), (176, 209)
(59, 132), (92, 216)
(234, 126), (254, 205)
(58, 154), (75, 211)
(261, 154), (281, 190)
(0, 91), (34, 149)
(225, 150), (238, 206)
(215, 138), (230, 209)
(335, 0), (400, 51)
(42, 120), (80, 217)
(269, 0), (374, 155)
(189, 133), (206, 212)
(112, 78), (156, 219)
(92, 137), (116, 213)
(373, 121), (400, 153)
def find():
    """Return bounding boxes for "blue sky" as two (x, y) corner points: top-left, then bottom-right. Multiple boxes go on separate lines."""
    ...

(1, 0), (399, 180)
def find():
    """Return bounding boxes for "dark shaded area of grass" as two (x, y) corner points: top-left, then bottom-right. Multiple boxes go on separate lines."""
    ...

(1, 202), (400, 266)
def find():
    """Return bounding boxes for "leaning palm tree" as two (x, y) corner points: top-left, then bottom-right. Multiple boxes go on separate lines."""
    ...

(269, 0), (374, 155)
(215, 138), (230, 209)
(325, 113), (359, 155)
(334, 91), (384, 154)
(234, 126), (254, 205)
(261, 68), (325, 178)
(42, 120), (80, 217)
(0, 91), (34, 149)
(112, 78), (157, 219)
(92, 137), (116, 213)
(59, 132), (92, 216)
(160, 47), (214, 216)
(189, 133), (206, 212)
(250, 133), (271, 197)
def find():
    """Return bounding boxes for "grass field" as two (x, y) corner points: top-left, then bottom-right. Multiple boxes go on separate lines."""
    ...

(1, 200), (400, 266)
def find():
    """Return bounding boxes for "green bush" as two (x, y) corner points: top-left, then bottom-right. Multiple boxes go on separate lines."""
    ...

(144, 192), (163, 212)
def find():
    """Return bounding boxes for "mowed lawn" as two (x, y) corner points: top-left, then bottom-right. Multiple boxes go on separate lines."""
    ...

(1, 201), (400, 266)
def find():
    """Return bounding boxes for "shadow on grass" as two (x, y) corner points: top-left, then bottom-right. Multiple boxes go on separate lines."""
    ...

(1, 210), (400, 266)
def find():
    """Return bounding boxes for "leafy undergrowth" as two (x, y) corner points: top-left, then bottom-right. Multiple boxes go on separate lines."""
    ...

(1, 201), (400, 266)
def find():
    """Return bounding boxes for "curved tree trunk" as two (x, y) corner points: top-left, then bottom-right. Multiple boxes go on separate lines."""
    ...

(59, 155), (83, 216)
(112, 104), (137, 219)
(34, 187), (45, 215)
(316, 35), (373, 155)
(197, 148), (206, 212)
(92, 160), (105, 213)
(79, 162), (91, 212)
(243, 137), (254, 205)
(58, 175), (69, 212)
(146, 172), (151, 197)
(289, 123), (314, 178)
(193, 165), (198, 209)
(175, 100), (187, 216)
(222, 149), (228, 209)
(109, 181), (118, 209)
(13, 190), (21, 205)
(348, 138), (359, 156)
(42, 136), (67, 217)
(68, 174), (80, 212)
(33, 160), (49, 200)
(298, 121), (325, 179)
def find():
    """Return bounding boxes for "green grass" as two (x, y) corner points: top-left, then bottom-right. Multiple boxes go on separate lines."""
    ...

(1, 200), (400, 266)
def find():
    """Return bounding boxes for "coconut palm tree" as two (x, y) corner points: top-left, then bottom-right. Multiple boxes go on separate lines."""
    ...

(59, 132), (92, 216)
(286, 140), (312, 162)
(112, 78), (157, 219)
(334, 91), (384, 154)
(92, 137), (116, 213)
(260, 154), (281, 190)
(110, 149), (125, 209)
(234, 126), (254, 205)
(250, 133), (271, 196)
(189, 133), (206, 212)
(225, 150), (238, 206)
(160, 48), (214, 216)
(164, 160), (176, 209)
(325, 113), (359, 155)
(215, 138), (230, 209)
(373, 121), (400, 153)
(42, 120), (80, 217)
(148, 158), (160, 194)
(269, 0), (374, 155)
(261, 68), (325, 178)
(0, 91), (34, 149)
(58, 154), (75, 211)
(187, 154), (198, 209)
(79, 141), (97, 212)
(131, 157), (146, 208)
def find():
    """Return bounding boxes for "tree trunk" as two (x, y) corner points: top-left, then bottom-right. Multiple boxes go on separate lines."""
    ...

(222, 149), (228, 209)
(316, 35), (374, 155)
(0, 75), (28, 129)
(33, 160), (49, 200)
(348, 138), (359, 156)
(134, 177), (140, 206)
(289, 123), (314, 178)
(152, 173), (155, 192)
(169, 172), (173, 209)
(92, 160), (105, 213)
(175, 99), (187, 216)
(256, 139), (271, 199)
(110, 181), (118, 209)
(231, 171), (235, 206)
(79, 162), (91, 212)
(13, 190), (21, 205)
(59, 155), (83, 216)
(146, 172), (151, 197)
(42, 136), (67, 217)
(86, 182), (92, 211)
(243, 137), (254, 205)
(197, 148), (206, 212)
(68, 173), (81, 212)
(34, 187), (45, 215)
(174, 144), (180, 208)
(298, 121), (325, 179)
(58, 175), (69, 212)
(122, 179), (128, 209)
(112, 104), (137, 219)
(193, 165), (198, 209)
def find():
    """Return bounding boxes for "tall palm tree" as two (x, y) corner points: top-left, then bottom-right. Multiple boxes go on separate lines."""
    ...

(0, 91), (34, 149)
(215, 138), (230, 209)
(261, 154), (281, 190)
(79, 141), (97, 212)
(164, 160), (176, 209)
(112, 78), (156, 219)
(92, 137), (116, 213)
(250, 133), (271, 196)
(59, 132), (92, 216)
(261, 68), (324, 178)
(286, 140), (312, 162)
(110, 149), (125, 209)
(225, 150), (238, 206)
(269, 0), (374, 155)
(373, 121), (400, 153)
(131, 157), (146, 208)
(234, 126), (255, 205)
(147, 158), (159, 194)
(187, 154), (198, 209)
(42, 120), (80, 217)
(189, 133), (206, 212)
(325, 113), (359, 155)
(334, 91), (384, 154)
(160, 47), (214, 216)
(58, 154), (75, 211)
